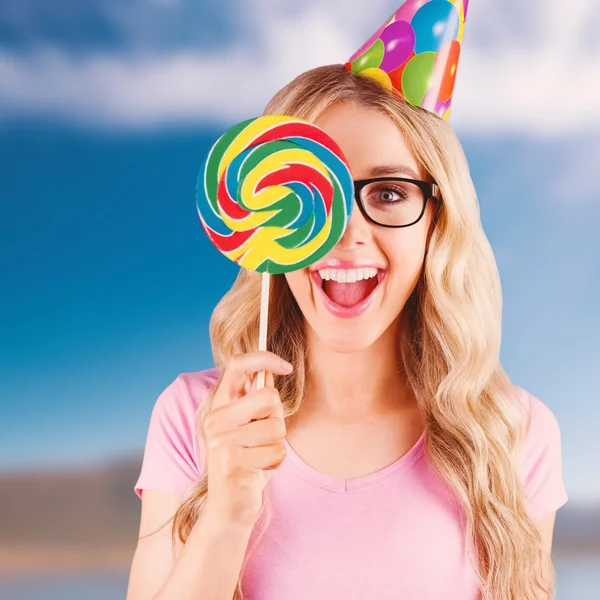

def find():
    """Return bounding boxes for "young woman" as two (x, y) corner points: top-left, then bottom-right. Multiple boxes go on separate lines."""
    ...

(126, 65), (568, 600)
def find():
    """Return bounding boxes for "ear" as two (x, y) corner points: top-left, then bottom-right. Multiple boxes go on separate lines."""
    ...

(425, 199), (440, 253)
(431, 196), (441, 226)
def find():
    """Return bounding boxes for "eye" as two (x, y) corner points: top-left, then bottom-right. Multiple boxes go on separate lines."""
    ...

(366, 182), (410, 204)
(378, 186), (406, 203)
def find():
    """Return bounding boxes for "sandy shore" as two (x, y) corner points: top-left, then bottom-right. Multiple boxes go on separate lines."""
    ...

(0, 544), (135, 577)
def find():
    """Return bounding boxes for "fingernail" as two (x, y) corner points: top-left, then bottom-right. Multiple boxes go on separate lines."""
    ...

(282, 361), (293, 372)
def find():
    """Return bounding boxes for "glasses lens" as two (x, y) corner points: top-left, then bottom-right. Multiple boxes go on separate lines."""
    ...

(359, 179), (426, 226)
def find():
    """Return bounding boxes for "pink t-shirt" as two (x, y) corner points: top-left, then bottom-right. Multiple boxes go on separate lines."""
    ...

(134, 369), (568, 599)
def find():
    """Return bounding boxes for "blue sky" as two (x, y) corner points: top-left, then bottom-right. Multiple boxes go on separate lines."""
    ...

(0, 0), (598, 504)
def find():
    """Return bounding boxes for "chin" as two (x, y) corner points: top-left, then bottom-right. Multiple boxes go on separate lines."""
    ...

(306, 319), (387, 355)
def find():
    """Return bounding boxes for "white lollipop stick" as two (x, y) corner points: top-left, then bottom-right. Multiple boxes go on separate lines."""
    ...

(256, 271), (270, 390)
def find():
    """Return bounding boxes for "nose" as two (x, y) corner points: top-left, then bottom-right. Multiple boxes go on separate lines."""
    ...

(335, 197), (372, 250)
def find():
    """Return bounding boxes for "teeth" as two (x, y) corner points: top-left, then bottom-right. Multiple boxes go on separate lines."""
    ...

(317, 267), (379, 283)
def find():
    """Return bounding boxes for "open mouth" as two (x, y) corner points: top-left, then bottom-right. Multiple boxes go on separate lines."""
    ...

(310, 267), (386, 318)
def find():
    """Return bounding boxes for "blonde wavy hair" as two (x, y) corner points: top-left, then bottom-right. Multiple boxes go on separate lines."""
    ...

(168, 64), (554, 599)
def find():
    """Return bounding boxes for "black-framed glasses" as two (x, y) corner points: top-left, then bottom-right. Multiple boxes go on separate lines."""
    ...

(354, 177), (440, 228)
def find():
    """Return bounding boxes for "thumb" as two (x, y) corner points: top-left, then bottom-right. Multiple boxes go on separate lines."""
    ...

(265, 370), (275, 388)
(247, 370), (275, 393)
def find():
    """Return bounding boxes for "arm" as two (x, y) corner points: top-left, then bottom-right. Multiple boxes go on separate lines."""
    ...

(536, 511), (557, 555)
(126, 490), (254, 600)
(517, 390), (568, 600)
(128, 358), (290, 599)
(127, 357), (290, 600)
(534, 511), (558, 600)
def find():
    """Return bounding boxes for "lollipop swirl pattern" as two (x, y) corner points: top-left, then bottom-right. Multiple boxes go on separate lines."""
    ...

(346, 0), (469, 120)
(196, 116), (354, 274)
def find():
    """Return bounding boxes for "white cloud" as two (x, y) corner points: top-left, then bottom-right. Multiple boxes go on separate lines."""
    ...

(0, 0), (598, 135)
(0, 6), (354, 129)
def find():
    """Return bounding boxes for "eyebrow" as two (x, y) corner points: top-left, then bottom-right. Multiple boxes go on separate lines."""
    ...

(365, 165), (423, 180)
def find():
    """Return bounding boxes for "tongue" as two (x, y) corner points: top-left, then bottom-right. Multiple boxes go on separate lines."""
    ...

(324, 278), (378, 307)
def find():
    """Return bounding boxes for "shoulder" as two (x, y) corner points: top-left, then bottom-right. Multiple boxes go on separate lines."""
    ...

(151, 367), (223, 450)
(134, 367), (223, 499)
(516, 385), (562, 455)
(514, 385), (568, 520)
(169, 367), (222, 410)
(153, 367), (222, 422)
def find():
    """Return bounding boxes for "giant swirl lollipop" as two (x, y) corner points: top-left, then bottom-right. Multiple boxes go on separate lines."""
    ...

(196, 115), (354, 387)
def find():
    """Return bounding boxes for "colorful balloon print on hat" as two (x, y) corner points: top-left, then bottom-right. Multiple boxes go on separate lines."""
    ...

(346, 0), (469, 120)
(196, 115), (354, 275)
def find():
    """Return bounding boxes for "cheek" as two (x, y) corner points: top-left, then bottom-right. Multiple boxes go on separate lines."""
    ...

(386, 204), (432, 260)
(382, 227), (428, 267)
(379, 225), (429, 290)
(284, 270), (311, 306)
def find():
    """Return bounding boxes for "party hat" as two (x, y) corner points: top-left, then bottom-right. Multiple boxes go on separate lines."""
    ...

(345, 0), (469, 120)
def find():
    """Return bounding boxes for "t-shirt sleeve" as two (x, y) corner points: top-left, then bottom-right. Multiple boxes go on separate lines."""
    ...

(519, 388), (569, 520)
(134, 370), (220, 499)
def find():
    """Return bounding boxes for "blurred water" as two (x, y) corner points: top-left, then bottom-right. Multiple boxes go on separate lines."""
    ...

(0, 557), (597, 599)
(0, 573), (129, 600)
(555, 555), (600, 598)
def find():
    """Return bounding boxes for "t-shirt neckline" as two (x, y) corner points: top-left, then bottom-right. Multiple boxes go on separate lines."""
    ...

(282, 430), (426, 492)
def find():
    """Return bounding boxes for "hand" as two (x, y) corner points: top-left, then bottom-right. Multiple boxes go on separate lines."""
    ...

(201, 351), (292, 530)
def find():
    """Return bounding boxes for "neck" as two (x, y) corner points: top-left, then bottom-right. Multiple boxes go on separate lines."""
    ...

(303, 318), (413, 421)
